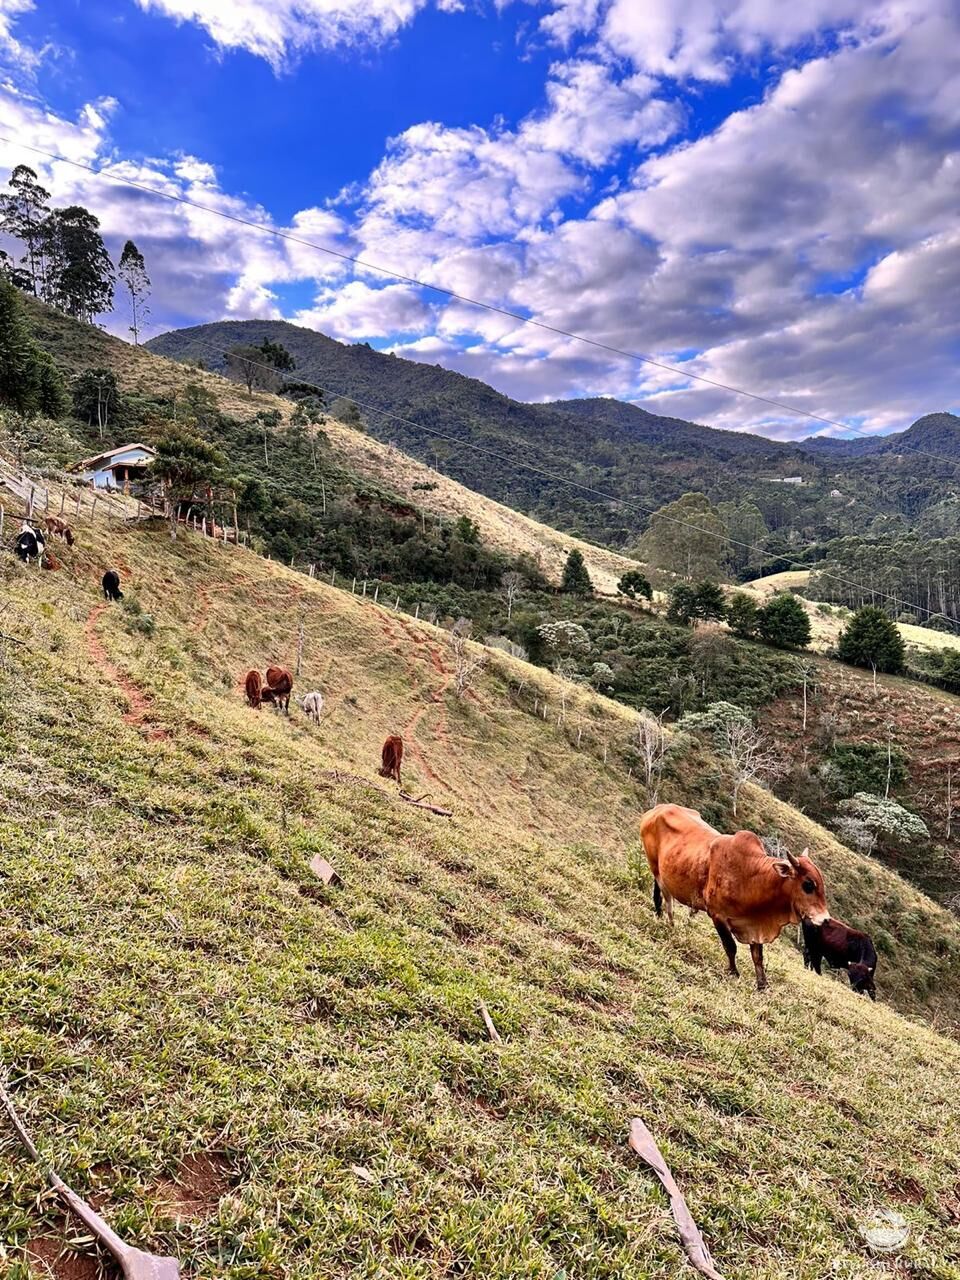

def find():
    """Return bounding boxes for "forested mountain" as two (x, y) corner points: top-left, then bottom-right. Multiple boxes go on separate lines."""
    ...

(147, 320), (960, 563)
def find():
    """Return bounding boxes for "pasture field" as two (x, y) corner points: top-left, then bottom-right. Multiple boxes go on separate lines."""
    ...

(3, 519), (960, 1278)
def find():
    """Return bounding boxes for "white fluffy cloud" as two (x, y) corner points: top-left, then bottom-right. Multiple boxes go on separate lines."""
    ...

(539, 0), (875, 81)
(134, 0), (448, 68)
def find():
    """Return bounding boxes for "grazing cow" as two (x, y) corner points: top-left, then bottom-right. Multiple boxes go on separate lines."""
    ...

(13, 523), (45, 565)
(101, 569), (123, 601)
(641, 803), (829, 990)
(378, 735), (403, 786)
(244, 669), (263, 709)
(301, 690), (323, 724)
(44, 516), (75, 546)
(264, 665), (293, 715)
(802, 918), (877, 1000)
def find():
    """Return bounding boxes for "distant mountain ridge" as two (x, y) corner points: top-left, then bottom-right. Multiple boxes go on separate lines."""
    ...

(146, 319), (960, 550)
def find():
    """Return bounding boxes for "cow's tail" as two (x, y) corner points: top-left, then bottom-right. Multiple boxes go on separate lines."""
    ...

(653, 881), (663, 918)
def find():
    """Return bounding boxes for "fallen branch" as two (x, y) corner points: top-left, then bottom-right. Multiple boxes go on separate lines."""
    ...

(478, 1001), (503, 1043)
(0, 631), (29, 648)
(316, 771), (452, 816)
(1, 1075), (181, 1280)
(629, 1117), (725, 1280)
(398, 790), (453, 817)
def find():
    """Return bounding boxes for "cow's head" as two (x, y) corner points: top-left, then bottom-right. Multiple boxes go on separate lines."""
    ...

(773, 847), (829, 925)
(848, 961), (877, 1000)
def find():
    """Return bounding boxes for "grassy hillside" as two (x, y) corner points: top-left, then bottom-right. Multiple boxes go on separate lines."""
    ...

(3, 512), (960, 1278)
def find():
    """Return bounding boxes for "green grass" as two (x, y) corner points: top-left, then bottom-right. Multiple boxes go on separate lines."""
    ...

(3, 519), (960, 1278)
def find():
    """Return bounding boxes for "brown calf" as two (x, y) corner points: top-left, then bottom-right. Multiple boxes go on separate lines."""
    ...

(244, 669), (263, 709)
(264, 665), (293, 715)
(378, 735), (403, 786)
(641, 803), (829, 990)
(44, 516), (75, 546)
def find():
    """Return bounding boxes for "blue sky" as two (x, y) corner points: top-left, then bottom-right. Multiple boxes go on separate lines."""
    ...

(1, 0), (958, 438)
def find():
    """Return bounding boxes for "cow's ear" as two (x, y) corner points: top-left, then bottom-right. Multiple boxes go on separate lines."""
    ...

(773, 860), (794, 878)
(800, 847), (809, 859)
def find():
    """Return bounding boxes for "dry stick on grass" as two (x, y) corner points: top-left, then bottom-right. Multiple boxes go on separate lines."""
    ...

(478, 1001), (503, 1043)
(398, 790), (453, 817)
(0, 1076), (181, 1280)
(628, 1118), (725, 1280)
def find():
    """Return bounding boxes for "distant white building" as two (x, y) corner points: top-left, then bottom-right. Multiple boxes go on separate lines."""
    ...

(830, 488), (843, 498)
(74, 443), (156, 491)
(767, 476), (804, 485)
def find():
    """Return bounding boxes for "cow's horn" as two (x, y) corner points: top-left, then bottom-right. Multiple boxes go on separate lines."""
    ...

(784, 847), (800, 869)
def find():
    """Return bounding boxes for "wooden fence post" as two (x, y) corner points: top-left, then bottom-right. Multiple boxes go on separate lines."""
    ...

(351, 577), (356, 594)
(414, 604), (420, 620)
(27, 486), (35, 518)
(0, 506), (4, 541)
(59, 491), (66, 516)
(202, 516), (207, 537)
(362, 580), (367, 597)
(373, 585), (380, 603)
(394, 596), (400, 611)
(331, 569), (336, 587)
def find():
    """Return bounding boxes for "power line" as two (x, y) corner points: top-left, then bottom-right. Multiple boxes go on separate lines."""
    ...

(178, 333), (959, 631)
(0, 134), (929, 445)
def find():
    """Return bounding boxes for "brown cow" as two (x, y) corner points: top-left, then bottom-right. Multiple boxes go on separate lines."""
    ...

(264, 665), (293, 715)
(641, 803), (829, 990)
(244, 670), (263, 709)
(44, 516), (75, 546)
(378, 735), (403, 786)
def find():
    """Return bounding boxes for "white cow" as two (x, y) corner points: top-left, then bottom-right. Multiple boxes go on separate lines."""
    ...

(301, 690), (324, 724)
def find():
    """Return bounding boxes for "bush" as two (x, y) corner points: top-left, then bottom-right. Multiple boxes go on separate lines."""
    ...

(667, 580), (726, 627)
(838, 793), (929, 845)
(837, 606), (906, 674)
(822, 742), (907, 800)
(757, 593), (811, 648)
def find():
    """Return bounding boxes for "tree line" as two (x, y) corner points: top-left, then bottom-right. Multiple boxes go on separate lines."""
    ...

(0, 165), (150, 339)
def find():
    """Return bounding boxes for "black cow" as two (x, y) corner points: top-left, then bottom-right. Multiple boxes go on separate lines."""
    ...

(102, 569), (123, 601)
(14, 523), (45, 564)
(802, 917), (877, 999)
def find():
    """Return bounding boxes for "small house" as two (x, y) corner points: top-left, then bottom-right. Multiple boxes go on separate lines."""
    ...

(74, 443), (156, 491)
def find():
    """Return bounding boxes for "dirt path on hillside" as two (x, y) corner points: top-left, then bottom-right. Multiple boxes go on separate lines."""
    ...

(84, 604), (168, 741)
(373, 608), (455, 792)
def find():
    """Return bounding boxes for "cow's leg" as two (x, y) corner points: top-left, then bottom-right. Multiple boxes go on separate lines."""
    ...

(653, 882), (663, 918)
(713, 919), (738, 976)
(750, 943), (767, 992)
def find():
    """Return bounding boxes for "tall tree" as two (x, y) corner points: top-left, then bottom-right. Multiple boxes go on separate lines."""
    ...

(837, 606), (907, 675)
(226, 344), (275, 395)
(0, 164), (50, 295)
(561, 548), (593, 595)
(638, 492), (730, 581)
(0, 274), (68, 417)
(73, 368), (121, 438)
(757, 593), (811, 649)
(43, 206), (115, 320)
(118, 239), (151, 344)
(257, 337), (295, 371)
(153, 428), (225, 539)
